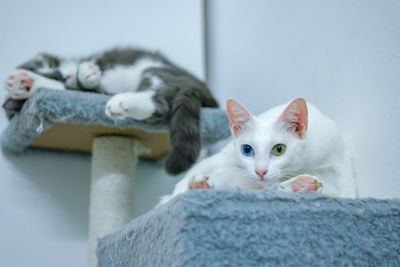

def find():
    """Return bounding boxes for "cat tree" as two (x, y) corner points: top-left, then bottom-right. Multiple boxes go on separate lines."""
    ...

(2, 88), (230, 267)
(97, 190), (400, 266)
(3, 88), (400, 266)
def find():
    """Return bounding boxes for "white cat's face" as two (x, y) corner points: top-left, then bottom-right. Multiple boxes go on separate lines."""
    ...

(226, 98), (308, 184)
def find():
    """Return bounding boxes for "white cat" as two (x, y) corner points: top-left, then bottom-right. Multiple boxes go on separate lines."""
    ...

(161, 98), (357, 204)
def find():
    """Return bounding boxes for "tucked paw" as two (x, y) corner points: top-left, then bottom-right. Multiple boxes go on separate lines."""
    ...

(77, 62), (101, 89)
(65, 74), (77, 88)
(4, 70), (35, 99)
(189, 174), (213, 190)
(290, 175), (322, 193)
(105, 94), (131, 119)
(277, 174), (323, 194)
(105, 92), (156, 120)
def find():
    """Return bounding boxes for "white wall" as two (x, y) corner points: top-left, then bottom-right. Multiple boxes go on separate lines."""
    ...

(0, 1), (204, 266)
(207, 0), (400, 198)
(2, 1), (400, 266)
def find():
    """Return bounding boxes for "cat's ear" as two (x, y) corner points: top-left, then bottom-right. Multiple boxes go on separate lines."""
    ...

(226, 99), (253, 137)
(279, 98), (308, 139)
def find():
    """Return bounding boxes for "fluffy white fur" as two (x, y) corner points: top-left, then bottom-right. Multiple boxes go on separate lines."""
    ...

(100, 58), (164, 95)
(105, 90), (156, 120)
(161, 98), (357, 204)
(103, 58), (163, 120)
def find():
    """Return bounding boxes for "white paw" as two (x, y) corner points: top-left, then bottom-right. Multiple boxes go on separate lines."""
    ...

(4, 69), (65, 99)
(189, 174), (214, 190)
(77, 62), (101, 89)
(105, 91), (156, 120)
(278, 174), (323, 193)
(4, 70), (38, 99)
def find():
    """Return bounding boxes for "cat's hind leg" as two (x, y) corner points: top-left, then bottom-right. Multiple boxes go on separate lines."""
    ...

(76, 62), (101, 90)
(105, 91), (157, 120)
(278, 175), (323, 194)
(4, 69), (65, 99)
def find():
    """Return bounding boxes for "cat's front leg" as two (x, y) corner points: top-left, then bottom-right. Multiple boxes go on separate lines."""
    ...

(105, 91), (157, 120)
(277, 175), (323, 194)
(4, 69), (65, 99)
(188, 173), (228, 190)
(189, 174), (211, 189)
(159, 167), (262, 205)
(159, 173), (219, 205)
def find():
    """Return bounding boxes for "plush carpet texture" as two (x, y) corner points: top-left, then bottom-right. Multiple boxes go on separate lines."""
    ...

(97, 190), (400, 267)
(1, 88), (230, 153)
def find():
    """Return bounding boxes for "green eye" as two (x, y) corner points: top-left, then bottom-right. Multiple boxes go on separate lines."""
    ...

(272, 144), (286, 156)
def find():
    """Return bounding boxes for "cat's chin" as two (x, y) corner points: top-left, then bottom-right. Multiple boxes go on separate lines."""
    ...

(248, 175), (277, 186)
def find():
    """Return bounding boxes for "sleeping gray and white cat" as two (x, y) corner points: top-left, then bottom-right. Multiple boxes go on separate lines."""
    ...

(2, 48), (218, 174)
(161, 98), (357, 204)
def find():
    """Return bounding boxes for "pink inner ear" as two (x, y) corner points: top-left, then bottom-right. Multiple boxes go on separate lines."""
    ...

(226, 99), (252, 137)
(280, 98), (308, 138)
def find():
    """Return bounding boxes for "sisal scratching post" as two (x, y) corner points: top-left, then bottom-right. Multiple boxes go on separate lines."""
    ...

(89, 136), (141, 267)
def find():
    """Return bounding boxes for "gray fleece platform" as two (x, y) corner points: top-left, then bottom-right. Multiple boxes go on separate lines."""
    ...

(1, 88), (230, 153)
(97, 190), (400, 267)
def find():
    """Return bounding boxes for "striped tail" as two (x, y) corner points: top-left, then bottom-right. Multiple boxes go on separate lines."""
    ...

(165, 89), (202, 175)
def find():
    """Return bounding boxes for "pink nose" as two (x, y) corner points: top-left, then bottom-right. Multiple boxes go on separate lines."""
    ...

(255, 169), (268, 180)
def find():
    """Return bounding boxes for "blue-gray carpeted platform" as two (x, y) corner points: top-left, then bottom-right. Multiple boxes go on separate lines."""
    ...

(97, 190), (400, 267)
(1, 88), (230, 153)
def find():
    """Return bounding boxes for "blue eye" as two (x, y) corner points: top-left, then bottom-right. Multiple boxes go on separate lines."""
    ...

(241, 144), (254, 156)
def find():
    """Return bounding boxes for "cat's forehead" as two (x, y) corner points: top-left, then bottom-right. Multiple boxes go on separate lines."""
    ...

(237, 117), (277, 143)
(252, 116), (277, 136)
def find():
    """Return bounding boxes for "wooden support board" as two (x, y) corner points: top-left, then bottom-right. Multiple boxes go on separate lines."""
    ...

(31, 123), (170, 159)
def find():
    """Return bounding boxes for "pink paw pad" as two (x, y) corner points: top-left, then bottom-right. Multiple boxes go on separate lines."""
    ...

(4, 71), (35, 92)
(21, 78), (34, 89)
(291, 175), (322, 193)
(189, 176), (210, 190)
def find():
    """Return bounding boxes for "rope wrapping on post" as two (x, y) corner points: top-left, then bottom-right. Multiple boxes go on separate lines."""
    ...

(89, 136), (142, 267)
